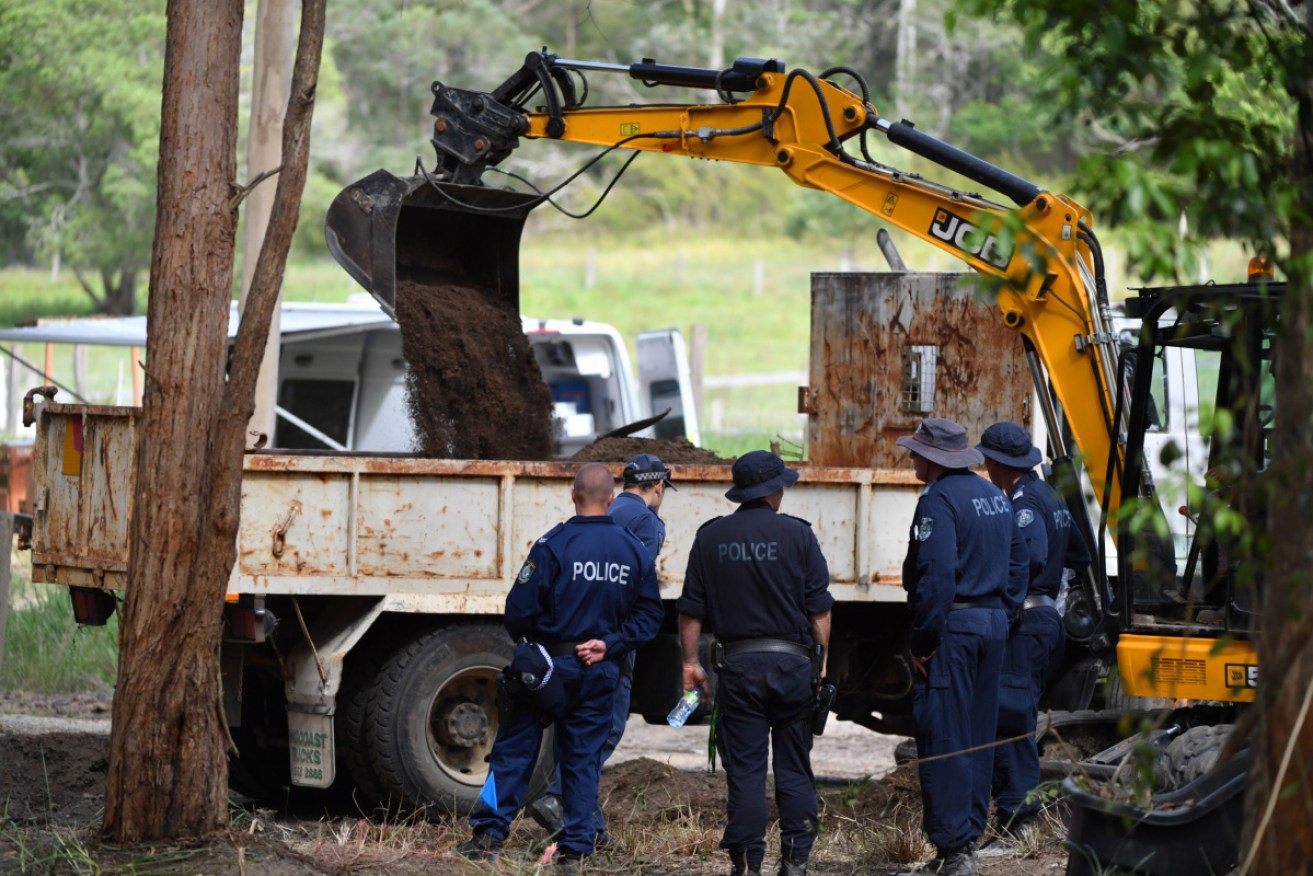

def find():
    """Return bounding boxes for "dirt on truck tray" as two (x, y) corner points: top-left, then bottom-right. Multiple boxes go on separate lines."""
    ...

(396, 279), (555, 460)
(572, 436), (732, 465)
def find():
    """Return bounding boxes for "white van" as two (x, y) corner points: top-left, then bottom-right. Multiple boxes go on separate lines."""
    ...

(0, 299), (701, 457)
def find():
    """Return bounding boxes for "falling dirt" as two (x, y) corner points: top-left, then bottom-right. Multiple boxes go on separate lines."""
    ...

(572, 436), (733, 465)
(395, 279), (554, 460)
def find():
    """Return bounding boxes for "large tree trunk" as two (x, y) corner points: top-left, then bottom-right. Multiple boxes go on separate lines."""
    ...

(102, 0), (245, 842)
(101, 0), (325, 843)
(1244, 15), (1313, 870)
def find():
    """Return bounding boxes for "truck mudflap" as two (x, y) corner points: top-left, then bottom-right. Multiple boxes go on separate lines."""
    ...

(281, 597), (387, 789)
(324, 169), (539, 319)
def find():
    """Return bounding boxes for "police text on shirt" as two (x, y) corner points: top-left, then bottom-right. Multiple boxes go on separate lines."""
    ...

(718, 541), (780, 562)
(972, 496), (1010, 517)
(573, 560), (632, 585)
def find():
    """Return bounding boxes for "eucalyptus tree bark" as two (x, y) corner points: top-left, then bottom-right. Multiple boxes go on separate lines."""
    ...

(102, 0), (325, 842)
(1245, 11), (1313, 870)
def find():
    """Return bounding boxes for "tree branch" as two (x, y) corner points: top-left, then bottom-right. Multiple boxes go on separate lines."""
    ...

(220, 0), (324, 464)
(230, 165), (282, 209)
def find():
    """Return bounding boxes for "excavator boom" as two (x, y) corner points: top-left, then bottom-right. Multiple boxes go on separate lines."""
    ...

(324, 49), (1127, 544)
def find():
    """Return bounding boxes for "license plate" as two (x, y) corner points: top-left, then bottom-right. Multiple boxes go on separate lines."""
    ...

(287, 712), (335, 788)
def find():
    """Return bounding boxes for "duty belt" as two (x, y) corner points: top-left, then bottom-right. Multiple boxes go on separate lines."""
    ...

(949, 596), (1004, 611)
(720, 638), (811, 659)
(544, 641), (585, 657)
(1023, 594), (1058, 611)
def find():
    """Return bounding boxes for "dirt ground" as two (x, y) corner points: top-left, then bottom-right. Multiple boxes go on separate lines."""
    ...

(0, 693), (1071, 875)
(396, 278), (555, 460)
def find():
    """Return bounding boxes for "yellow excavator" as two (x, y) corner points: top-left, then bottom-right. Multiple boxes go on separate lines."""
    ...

(326, 50), (1268, 716)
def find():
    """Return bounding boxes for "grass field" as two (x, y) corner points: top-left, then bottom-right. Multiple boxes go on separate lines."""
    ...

(0, 561), (119, 694)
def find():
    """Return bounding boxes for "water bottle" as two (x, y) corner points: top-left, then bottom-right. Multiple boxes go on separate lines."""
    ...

(666, 687), (702, 728)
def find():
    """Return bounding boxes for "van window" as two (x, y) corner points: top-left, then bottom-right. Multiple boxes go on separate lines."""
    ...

(276, 379), (355, 449)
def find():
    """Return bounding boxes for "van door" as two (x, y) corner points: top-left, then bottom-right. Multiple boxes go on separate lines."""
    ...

(636, 329), (700, 445)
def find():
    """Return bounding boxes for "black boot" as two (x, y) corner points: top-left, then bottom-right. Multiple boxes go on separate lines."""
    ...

(526, 793), (564, 837)
(778, 858), (808, 876)
(728, 849), (763, 876)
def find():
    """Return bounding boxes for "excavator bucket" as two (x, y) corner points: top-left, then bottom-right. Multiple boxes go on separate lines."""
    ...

(324, 169), (540, 319)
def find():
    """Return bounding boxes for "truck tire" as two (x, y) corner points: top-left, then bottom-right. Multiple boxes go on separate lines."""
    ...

(364, 624), (554, 817)
(228, 661), (294, 803)
(337, 644), (396, 814)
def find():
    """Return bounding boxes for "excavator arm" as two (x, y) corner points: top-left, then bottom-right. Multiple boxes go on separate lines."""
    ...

(326, 50), (1129, 527)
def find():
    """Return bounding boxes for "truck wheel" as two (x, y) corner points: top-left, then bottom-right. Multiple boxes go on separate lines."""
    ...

(228, 662), (293, 802)
(364, 624), (554, 816)
(337, 645), (396, 814)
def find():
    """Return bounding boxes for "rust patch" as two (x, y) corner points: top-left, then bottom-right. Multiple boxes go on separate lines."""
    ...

(808, 273), (1029, 468)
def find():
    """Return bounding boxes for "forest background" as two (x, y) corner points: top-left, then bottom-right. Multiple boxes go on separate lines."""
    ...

(0, 0), (1272, 451)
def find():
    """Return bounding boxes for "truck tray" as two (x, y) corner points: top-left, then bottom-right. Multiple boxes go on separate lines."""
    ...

(1062, 749), (1248, 876)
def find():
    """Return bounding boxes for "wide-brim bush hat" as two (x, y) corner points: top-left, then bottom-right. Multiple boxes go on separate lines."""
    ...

(725, 450), (799, 502)
(976, 421), (1042, 468)
(896, 418), (984, 469)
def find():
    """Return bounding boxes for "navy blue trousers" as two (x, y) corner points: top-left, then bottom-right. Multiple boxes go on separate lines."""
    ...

(470, 656), (618, 856)
(912, 607), (1007, 852)
(992, 605), (1063, 825)
(545, 654), (633, 839)
(716, 652), (817, 869)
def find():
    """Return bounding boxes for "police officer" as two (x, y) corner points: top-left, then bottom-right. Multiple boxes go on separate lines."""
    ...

(677, 450), (833, 876)
(974, 422), (1090, 856)
(456, 463), (663, 873)
(611, 452), (674, 555)
(897, 419), (1027, 876)
(532, 453), (675, 848)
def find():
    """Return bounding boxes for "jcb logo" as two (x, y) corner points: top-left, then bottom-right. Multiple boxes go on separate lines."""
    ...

(929, 209), (1012, 270)
(1225, 663), (1258, 689)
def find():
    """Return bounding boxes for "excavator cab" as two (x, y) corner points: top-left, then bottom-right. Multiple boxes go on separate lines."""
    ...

(1113, 278), (1279, 703)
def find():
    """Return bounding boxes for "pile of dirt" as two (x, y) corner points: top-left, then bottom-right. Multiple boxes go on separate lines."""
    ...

(0, 718), (110, 822)
(572, 436), (733, 465)
(395, 279), (554, 460)
(599, 757), (728, 831)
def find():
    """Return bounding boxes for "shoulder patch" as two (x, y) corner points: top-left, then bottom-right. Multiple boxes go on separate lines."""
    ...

(516, 561), (536, 584)
(916, 517), (935, 541)
(1016, 508), (1035, 528)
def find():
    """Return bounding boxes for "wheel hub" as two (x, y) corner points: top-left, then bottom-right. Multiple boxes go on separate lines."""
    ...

(436, 700), (490, 748)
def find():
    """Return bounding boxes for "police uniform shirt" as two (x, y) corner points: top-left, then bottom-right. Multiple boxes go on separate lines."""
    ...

(677, 500), (834, 643)
(1010, 470), (1091, 600)
(608, 490), (665, 559)
(506, 515), (663, 657)
(902, 469), (1028, 658)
